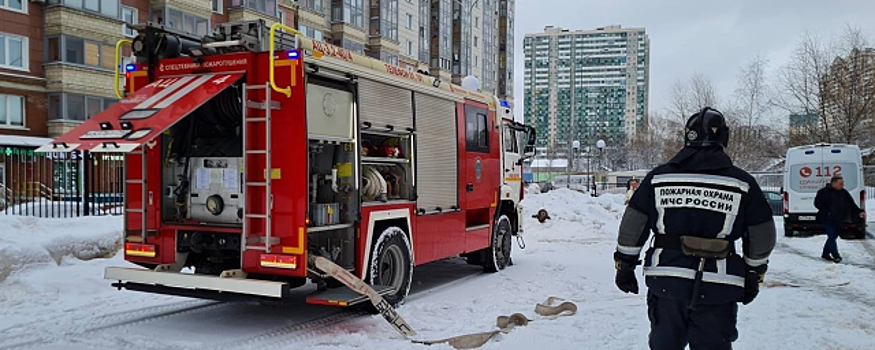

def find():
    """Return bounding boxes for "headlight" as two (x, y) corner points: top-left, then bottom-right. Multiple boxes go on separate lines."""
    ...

(206, 195), (224, 216)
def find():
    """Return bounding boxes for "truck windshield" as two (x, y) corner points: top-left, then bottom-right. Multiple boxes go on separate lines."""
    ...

(789, 162), (857, 192)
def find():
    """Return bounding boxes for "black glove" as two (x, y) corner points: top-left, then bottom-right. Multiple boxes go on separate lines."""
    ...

(740, 265), (767, 305)
(614, 252), (641, 294)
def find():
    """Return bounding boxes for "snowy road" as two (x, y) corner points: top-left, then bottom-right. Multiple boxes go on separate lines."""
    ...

(2, 190), (875, 349)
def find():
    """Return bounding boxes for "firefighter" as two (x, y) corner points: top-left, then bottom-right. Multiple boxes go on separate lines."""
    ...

(613, 107), (776, 350)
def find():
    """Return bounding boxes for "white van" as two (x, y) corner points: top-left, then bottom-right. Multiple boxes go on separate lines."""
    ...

(783, 143), (866, 239)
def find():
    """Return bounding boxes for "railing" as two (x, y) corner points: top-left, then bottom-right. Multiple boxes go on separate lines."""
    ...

(0, 146), (125, 218)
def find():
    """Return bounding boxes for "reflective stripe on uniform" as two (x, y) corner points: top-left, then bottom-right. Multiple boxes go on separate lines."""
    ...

(744, 256), (769, 267)
(617, 245), (643, 255)
(652, 173), (750, 193)
(644, 266), (746, 288)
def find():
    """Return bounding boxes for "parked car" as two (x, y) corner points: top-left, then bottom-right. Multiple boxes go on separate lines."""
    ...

(762, 190), (783, 216)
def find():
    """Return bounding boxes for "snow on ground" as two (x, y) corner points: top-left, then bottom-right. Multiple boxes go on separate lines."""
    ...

(0, 214), (122, 283)
(0, 189), (874, 349)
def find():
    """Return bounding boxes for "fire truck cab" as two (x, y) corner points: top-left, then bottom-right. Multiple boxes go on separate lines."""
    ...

(38, 20), (535, 306)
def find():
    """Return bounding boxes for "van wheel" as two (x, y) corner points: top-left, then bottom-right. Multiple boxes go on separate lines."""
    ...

(482, 215), (513, 272)
(853, 228), (867, 240)
(367, 227), (413, 306)
(784, 227), (795, 237)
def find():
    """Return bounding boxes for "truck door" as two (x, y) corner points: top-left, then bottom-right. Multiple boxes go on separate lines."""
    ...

(502, 122), (521, 202)
(461, 103), (497, 214)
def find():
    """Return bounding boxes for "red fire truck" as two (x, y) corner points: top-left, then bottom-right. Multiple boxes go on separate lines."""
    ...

(38, 20), (535, 307)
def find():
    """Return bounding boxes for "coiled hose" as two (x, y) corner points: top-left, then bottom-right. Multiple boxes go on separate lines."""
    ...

(362, 166), (388, 202)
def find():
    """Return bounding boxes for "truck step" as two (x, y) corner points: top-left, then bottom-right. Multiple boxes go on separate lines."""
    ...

(306, 284), (394, 307)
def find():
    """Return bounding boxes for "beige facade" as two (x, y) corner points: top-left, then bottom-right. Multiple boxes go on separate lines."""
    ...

(45, 65), (116, 98)
(397, 0), (418, 62)
(44, 6), (125, 42)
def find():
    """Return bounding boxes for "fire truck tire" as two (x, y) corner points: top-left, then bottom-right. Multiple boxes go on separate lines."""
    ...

(367, 226), (413, 306)
(483, 215), (512, 272)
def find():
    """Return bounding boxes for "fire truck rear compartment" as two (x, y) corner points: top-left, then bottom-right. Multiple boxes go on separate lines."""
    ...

(176, 231), (240, 275)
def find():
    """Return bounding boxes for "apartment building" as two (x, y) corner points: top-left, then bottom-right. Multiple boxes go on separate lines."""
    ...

(523, 25), (650, 149)
(0, 0), (513, 146)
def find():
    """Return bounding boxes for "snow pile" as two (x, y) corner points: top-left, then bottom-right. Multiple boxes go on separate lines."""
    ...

(0, 215), (123, 282)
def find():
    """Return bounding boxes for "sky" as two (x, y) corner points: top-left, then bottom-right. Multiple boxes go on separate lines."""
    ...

(513, 0), (875, 120)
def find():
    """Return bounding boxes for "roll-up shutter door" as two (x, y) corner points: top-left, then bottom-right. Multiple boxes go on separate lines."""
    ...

(415, 93), (457, 213)
(358, 79), (414, 131)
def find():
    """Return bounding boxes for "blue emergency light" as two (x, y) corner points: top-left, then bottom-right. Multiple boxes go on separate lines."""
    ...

(125, 64), (136, 72)
(500, 99), (510, 108)
(287, 50), (300, 59)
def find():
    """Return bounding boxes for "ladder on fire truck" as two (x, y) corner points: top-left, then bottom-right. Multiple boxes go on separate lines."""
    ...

(125, 147), (149, 242)
(241, 83), (277, 254)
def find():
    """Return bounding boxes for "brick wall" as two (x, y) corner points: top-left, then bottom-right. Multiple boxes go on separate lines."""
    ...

(0, 2), (44, 78)
(0, 84), (48, 138)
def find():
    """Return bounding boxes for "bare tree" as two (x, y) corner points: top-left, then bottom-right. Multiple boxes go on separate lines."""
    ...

(734, 56), (774, 129)
(776, 31), (832, 144)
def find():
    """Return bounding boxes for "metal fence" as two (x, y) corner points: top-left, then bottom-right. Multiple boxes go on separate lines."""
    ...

(0, 147), (124, 217)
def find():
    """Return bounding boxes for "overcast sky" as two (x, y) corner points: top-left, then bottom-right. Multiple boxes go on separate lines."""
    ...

(513, 0), (875, 119)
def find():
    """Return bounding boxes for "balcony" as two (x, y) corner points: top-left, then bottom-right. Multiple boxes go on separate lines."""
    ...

(44, 5), (125, 42)
(228, 7), (279, 25)
(367, 36), (399, 58)
(45, 64), (116, 97)
(150, 0), (211, 19)
(331, 22), (367, 44)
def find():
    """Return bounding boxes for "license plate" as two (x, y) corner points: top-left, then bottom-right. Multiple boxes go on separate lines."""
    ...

(80, 130), (132, 139)
(799, 216), (816, 221)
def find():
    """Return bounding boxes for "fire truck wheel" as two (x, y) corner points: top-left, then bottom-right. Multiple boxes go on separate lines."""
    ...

(483, 215), (512, 272)
(368, 227), (413, 306)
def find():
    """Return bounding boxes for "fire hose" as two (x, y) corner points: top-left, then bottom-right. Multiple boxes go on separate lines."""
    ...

(310, 256), (577, 349)
(362, 166), (388, 202)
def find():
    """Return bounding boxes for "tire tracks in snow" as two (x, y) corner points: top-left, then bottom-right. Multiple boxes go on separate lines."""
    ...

(0, 300), (220, 350)
(771, 242), (875, 310)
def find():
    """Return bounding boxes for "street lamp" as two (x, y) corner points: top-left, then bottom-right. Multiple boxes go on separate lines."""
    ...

(572, 140), (580, 172)
(567, 140), (579, 188)
(595, 139), (605, 196)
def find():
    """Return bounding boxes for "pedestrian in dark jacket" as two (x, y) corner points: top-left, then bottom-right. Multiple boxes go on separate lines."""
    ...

(613, 107), (776, 350)
(814, 176), (865, 263)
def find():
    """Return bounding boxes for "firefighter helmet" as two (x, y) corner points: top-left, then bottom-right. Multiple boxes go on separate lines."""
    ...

(684, 107), (729, 148)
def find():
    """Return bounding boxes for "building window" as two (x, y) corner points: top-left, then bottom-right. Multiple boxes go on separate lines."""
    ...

(0, 0), (25, 13)
(158, 9), (209, 36)
(299, 24), (324, 41)
(230, 0), (277, 16)
(407, 40), (413, 56)
(212, 0), (223, 13)
(380, 0), (398, 41)
(333, 0), (363, 28)
(301, 0), (323, 13)
(48, 93), (116, 121)
(406, 13), (413, 29)
(474, 16), (478, 28)
(49, 0), (119, 18)
(380, 51), (398, 65)
(46, 35), (115, 70)
(465, 106), (489, 153)
(0, 32), (27, 71)
(340, 38), (364, 54)
(474, 35), (478, 47)
(0, 94), (25, 128)
(277, 10), (285, 25)
(121, 7), (137, 37)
